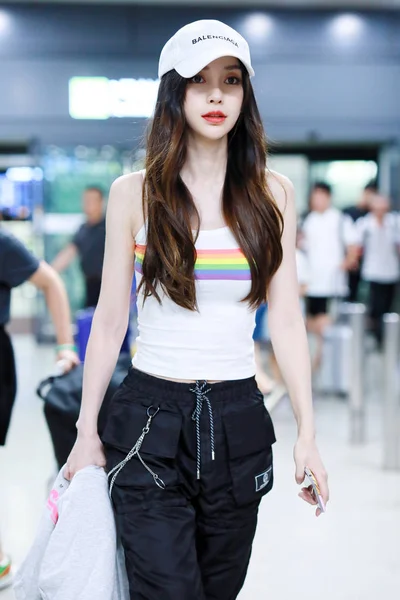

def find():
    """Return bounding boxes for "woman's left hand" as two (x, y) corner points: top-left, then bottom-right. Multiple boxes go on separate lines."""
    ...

(293, 436), (329, 517)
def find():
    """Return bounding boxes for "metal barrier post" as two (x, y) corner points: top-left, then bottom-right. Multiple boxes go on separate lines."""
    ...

(383, 314), (400, 470)
(350, 304), (366, 444)
(341, 303), (366, 444)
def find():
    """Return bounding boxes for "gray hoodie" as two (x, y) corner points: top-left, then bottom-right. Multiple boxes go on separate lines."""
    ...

(14, 465), (129, 600)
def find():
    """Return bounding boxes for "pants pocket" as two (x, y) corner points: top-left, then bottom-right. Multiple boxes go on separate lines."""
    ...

(223, 399), (276, 506)
(101, 390), (182, 489)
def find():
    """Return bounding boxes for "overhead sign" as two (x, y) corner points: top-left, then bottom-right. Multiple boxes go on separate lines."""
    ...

(69, 77), (159, 119)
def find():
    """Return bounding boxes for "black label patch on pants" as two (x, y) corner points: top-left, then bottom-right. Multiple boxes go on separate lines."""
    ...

(255, 466), (272, 492)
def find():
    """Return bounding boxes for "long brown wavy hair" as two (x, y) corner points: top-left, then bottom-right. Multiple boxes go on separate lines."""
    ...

(139, 64), (284, 311)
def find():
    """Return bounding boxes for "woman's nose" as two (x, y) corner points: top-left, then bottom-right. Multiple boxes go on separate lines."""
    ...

(208, 89), (223, 104)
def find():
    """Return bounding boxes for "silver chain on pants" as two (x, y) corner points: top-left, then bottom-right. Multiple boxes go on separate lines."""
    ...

(107, 405), (165, 498)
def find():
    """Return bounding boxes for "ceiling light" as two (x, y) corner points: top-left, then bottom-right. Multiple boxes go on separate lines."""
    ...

(0, 10), (11, 34)
(329, 14), (364, 41)
(242, 14), (274, 41)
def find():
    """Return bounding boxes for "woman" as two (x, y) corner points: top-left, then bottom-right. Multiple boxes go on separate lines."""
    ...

(66, 19), (329, 600)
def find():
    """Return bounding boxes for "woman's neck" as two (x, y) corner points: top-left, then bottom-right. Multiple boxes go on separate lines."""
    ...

(181, 134), (227, 186)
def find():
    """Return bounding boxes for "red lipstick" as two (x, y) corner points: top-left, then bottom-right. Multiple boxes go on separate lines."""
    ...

(201, 111), (227, 124)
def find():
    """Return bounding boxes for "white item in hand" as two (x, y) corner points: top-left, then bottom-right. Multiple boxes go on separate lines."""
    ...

(53, 359), (68, 377)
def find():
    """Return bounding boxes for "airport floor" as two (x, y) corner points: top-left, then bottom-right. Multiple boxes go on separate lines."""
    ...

(1, 335), (400, 600)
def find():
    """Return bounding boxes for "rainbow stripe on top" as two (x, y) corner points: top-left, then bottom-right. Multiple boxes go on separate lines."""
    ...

(195, 248), (250, 280)
(134, 244), (251, 281)
(135, 244), (146, 275)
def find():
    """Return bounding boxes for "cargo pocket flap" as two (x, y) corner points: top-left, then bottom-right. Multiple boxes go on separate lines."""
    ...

(101, 397), (182, 459)
(224, 403), (276, 459)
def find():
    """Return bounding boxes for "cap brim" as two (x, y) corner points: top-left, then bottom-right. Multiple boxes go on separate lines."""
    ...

(174, 46), (255, 79)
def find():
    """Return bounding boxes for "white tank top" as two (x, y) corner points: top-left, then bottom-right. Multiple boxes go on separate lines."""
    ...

(131, 222), (257, 380)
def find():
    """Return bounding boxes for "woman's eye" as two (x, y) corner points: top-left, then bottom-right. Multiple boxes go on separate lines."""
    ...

(190, 75), (204, 84)
(225, 76), (241, 85)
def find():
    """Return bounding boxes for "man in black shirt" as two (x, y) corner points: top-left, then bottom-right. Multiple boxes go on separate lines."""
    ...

(0, 229), (79, 588)
(51, 186), (106, 307)
(343, 181), (377, 302)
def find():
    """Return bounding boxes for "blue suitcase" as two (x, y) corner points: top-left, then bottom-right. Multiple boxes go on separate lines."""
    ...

(75, 308), (130, 362)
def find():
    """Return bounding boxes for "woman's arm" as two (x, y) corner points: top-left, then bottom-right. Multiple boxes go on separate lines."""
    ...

(267, 172), (314, 438)
(267, 170), (329, 515)
(65, 172), (143, 478)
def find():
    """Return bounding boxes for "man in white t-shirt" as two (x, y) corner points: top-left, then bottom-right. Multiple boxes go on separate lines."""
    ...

(355, 194), (400, 347)
(301, 182), (358, 369)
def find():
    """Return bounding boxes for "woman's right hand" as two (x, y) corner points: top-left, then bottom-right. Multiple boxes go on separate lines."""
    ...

(64, 432), (106, 481)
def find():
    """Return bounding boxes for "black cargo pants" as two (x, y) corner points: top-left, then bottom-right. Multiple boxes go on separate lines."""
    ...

(102, 367), (276, 600)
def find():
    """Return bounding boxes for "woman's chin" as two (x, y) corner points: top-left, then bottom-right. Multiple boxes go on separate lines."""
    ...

(189, 125), (230, 143)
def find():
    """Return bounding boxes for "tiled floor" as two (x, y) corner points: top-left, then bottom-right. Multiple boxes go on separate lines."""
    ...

(1, 335), (400, 599)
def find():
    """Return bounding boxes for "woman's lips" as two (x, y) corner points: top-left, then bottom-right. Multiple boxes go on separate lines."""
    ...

(202, 114), (227, 124)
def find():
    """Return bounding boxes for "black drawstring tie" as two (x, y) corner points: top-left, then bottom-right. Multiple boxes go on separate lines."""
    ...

(189, 381), (214, 480)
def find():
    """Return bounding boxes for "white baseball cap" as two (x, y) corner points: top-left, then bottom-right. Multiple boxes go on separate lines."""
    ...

(158, 19), (255, 80)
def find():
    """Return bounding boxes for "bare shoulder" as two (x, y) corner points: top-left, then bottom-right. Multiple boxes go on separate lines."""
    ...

(108, 171), (145, 237)
(266, 168), (295, 215)
(109, 171), (144, 207)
